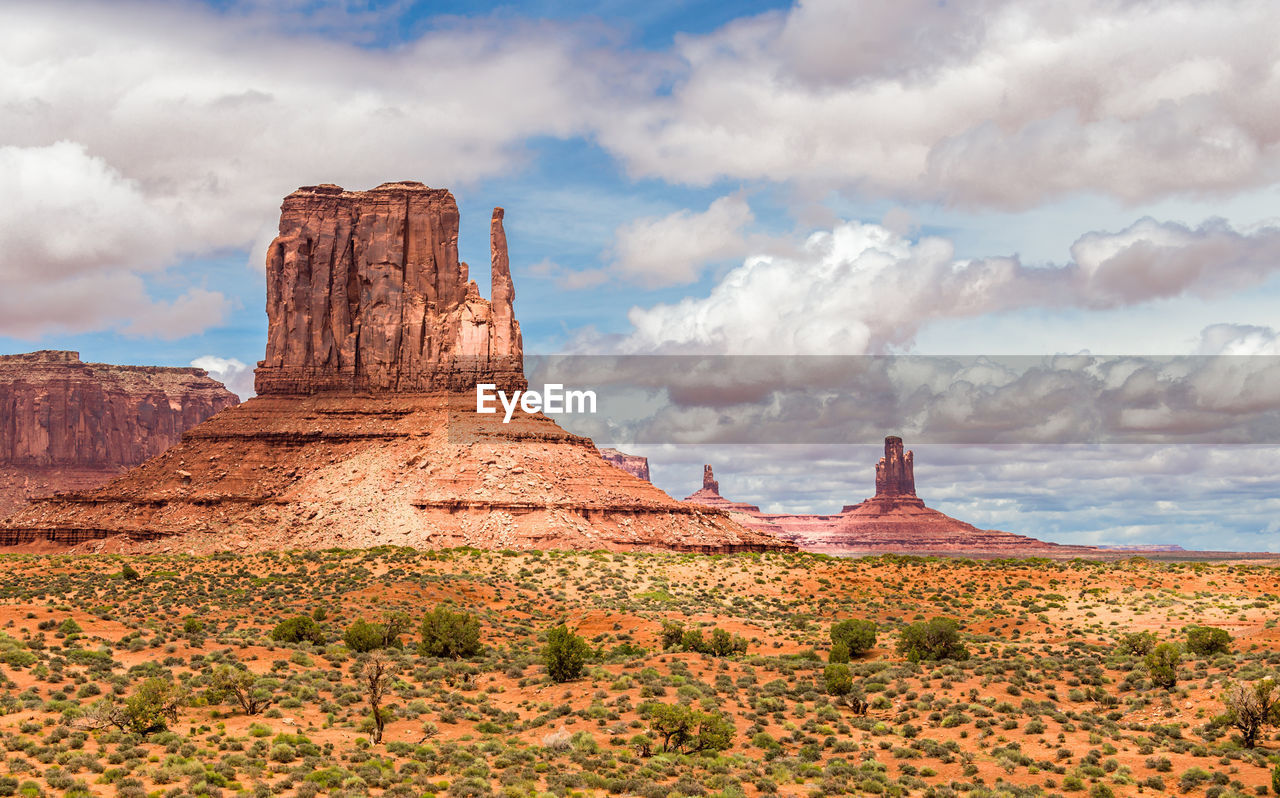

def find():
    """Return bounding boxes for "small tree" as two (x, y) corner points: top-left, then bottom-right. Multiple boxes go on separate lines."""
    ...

(828, 641), (851, 664)
(896, 618), (969, 662)
(823, 663), (853, 696)
(1145, 642), (1181, 689)
(345, 619), (386, 653)
(831, 619), (876, 657)
(660, 621), (685, 649)
(208, 665), (273, 715)
(78, 678), (188, 736)
(361, 652), (396, 745)
(1219, 679), (1280, 747)
(271, 616), (325, 645)
(544, 624), (591, 682)
(1119, 631), (1157, 656)
(418, 605), (482, 659)
(1186, 626), (1232, 656)
(644, 702), (734, 753)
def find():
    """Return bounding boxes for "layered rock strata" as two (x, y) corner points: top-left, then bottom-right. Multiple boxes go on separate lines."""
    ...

(3, 184), (792, 555)
(0, 351), (238, 517)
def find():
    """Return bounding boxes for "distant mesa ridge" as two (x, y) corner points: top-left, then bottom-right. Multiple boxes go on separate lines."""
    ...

(3, 183), (793, 555)
(0, 351), (238, 519)
(686, 437), (1108, 557)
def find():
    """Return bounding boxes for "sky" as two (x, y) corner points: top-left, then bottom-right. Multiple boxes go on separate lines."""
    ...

(3, 0), (1280, 550)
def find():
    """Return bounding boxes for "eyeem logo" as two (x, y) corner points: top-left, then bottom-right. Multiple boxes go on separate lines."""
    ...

(476, 383), (597, 423)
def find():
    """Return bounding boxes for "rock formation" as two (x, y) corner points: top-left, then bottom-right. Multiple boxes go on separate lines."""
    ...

(0, 351), (238, 518)
(255, 183), (524, 395)
(599, 448), (650, 482)
(686, 438), (1101, 558)
(3, 184), (792, 555)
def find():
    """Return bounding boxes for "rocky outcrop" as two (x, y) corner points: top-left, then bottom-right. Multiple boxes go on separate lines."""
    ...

(0, 351), (238, 517)
(255, 182), (524, 395)
(599, 448), (651, 482)
(3, 184), (793, 555)
(686, 439), (1101, 558)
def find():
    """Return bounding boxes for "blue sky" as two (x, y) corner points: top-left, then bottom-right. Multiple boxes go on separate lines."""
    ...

(4, 0), (1280, 549)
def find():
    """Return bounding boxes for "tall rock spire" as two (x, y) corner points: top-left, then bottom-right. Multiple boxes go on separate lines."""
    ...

(489, 207), (521, 357)
(874, 436), (916, 498)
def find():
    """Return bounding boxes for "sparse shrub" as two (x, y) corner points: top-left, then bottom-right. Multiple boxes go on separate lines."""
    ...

(896, 618), (969, 662)
(1186, 626), (1232, 656)
(1119, 631), (1157, 655)
(1145, 643), (1181, 689)
(417, 605), (482, 659)
(831, 618), (877, 657)
(208, 665), (273, 715)
(544, 624), (591, 682)
(642, 702), (734, 753)
(824, 663), (853, 695)
(271, 616), (325, 645)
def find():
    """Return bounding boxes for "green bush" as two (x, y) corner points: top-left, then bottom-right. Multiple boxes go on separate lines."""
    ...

(120, 678), (186, 736)
(544, 624), (591, 682)
(1118, 631), (1157, 655)
(642, 702), (734, 754)
(343, 619), (387, 653)
(271, 616), (325, 645)
(831, 618), (877, 657)
(1145, 642), (1181, 689)
(417, 605), (482, 659)
(896, 618), (969, 662)
(823, 663), (853, 696)
(1185, 626), (1232, 656)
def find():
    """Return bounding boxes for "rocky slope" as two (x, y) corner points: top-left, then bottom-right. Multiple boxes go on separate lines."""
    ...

(0, 351), (238, 518)
(3, 184), (791, 555)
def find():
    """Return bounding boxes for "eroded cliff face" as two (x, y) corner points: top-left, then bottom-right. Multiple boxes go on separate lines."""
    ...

(255, 182), (524, 395)
(0, 351), (238, 517)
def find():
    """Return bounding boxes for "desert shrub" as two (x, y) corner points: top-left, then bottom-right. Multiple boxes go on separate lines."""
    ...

(642, 702), (735, 754)
(544, 625), (591, 682)
(831, 619), (877, 657)
(344, 620), (386, 653)
(1119, 631), (1157, 655)
(120, 564), (141, 581)
(417, 605), (482, 659)
(660, 621), (685, 649)
(1145, 643), (1181, 689)
(98, 678), (187, 736)
(208, 665), (273, 715)
(823, 663), (853, 696)
(271, 616), (325, 645)
(896, 618), (969, 662)
(1186, 626), (1232, 656)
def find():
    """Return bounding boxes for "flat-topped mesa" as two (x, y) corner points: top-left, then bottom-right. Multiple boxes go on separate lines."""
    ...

(255, 182), (525, 396)
(873, 436), (916, 500)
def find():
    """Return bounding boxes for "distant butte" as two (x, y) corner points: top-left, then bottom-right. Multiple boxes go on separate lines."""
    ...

(2, 183), (793, 555)
(686, 437), (1105, 558)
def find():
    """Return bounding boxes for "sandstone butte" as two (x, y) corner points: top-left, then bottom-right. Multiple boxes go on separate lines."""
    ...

(686, 437), (1106, 558)
(0, 351), (238, 520)
(2, 182), (793, 555)
(598, 448), (651, 483)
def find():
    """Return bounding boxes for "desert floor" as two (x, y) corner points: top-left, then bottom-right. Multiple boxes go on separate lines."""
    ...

(1, 548), (1278, 798)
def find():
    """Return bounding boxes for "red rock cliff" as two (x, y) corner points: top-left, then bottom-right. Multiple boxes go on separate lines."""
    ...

(0, 351), (239, 468)
(0, 351), (239, 518)
(255, 182), (524, 395)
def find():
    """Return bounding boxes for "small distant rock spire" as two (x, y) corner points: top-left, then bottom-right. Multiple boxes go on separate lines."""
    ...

(702, 465), (720, 495)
